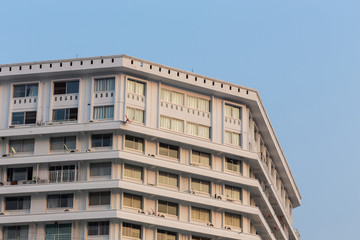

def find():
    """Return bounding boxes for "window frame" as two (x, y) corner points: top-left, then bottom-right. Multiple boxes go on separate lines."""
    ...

(52, 108), (78, 122)
(123, 193), (143, 210)
(5, 196), (31, 211)
(88, 221), (110, 236)
(13, 83), (38, 98)
(191, 150), (211, 167)
(158, 171), (178, 189)
(124, 164), (143, 181)
(89, 162), (112, 177)
(191, 178), (211, 194)
(47, 193), (74, 209)
(126, 78), (146, 96)
(9, 139), (35, 154)
(53, 80), (79, 95)
(50, 136), (76, 151)
(94, 77), (115, 92)
(191, 206), (211, 223)
(93, 105), (114, 120)
(89, 191), (111, 206)
(91, 134), (113, 148)
(125, 135), (144, 152)
(225, 212), (242, 229)
(159, 143), (179, 159)
(225, 158), (242, 174)
(11, 111), (37, 125)
(122, 223), (141, 239)
(158, 200), (178, 217)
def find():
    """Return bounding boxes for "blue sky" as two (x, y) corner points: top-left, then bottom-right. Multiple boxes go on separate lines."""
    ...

(1, 1), (359, 239)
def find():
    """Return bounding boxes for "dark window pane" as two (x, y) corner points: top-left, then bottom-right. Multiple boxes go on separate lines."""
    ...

(102, 134), (112, 147)
(26, 84), (38, 96)
(53, 109), (65, 121)
(13, 85), (25, 98)
(25, 111), (36, 124)
(12, 112), (24, 125)
(92, 135), (103, 147)
(67, 81), (79, 94)
(54, 82), (66, 95)
(69, 108), (78, 120)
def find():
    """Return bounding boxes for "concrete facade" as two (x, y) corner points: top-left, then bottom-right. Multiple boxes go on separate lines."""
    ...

(0, 55), (301, 240)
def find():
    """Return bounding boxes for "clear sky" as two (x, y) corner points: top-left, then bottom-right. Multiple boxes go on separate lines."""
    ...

(1, 1), (359, 239)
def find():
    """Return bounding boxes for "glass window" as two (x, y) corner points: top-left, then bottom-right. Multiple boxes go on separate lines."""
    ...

(225, 158), (242, 174)
(124, 164), (143, 180)
(160, 89), (184, 105)
(125, 135), (144, 152)
(191, 178), (210, 194)
(11, 111), (36, 125)
(126, 107), (144, 123)
(127, 79), (145, 95)
(159, 143), (178, 159)
(89, 192), (110, 206)
(225, 185), (241, 201)
(9, 139), (34, 153)
(158, 171), (178, 188)
(225, 212), (241, 228)
(90, 162), (111, 177)
(93, 106), (114, 120)
(7, 167), (33, 181)
(158, 200), (178, 216)
(45, 223), (72, 240)
(187, 96), (210, 112)
(225, 104), (241, 119)
(3, 225), (29, 240)
(160, 115), (184, 133)
(225, 131), (240, 146)
(191, 207), (210, 222)
(54, 80), (79, 95)
(88, 221), (109, 236)
(157, 229), (177, 240)
(5, 196), (31, 210)
(53, 108), (78, 122)
(50, 136), (76, 151)
(123, 193), (142, 209)
(91, 134), (113, 148)
(192, 150), (210, 166)
(122, 223), (141, 239)
(187, 122), (210, 139)
(95, 78), (115, 92)
(13, 84), (38, 98)
(47, 194), (73, 208)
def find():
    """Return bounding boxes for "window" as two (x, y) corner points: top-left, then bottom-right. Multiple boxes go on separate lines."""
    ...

(159, 143), (179, 159)
(7, 167), (32, 181)
(187, 96), (210, 112)
(45, 223), (72, 240)
(5, 196), (31, 210)
(91, 134), (112, 148)
(225, 212), (242, 228)
(225, 131), (240, 146)
(186, 123), (210, 139)
(54, 80), (79, 95)
(124, 164), (143, 180)
(192, 236), (211, 240)
(50, 136), (76, 151)
(90, 162), (111, 177)
(89, 192), (110, 206)
(49, 165), (76, 183)
(157, 229), (177, 240)
(52, 108), (78, 122)
(88, 221), (109, 236)
(225, 185), (241, 201)
(160, 88), (184, 105)
(192, 150), (211, 166)
(122, 223), (141, 239)
(47, 194), (73, 208)
(125, 135), (144, 152)
(93, 106), (114, 120)
(3, 225), (29, 240)
(158, 200), (178, 216)
(126, 107), (144, 123)
(158, 171), (178, 188)
(127, 79), (145, 95)
(225, 104), (241, 119)
(191, 207), (210, 222)
(95, 77), (115, 92)
(9, 139), (34, 153)
(123, 193), (142, 209)
(225, 158), (242, 174)
(160, 115), (184, 133)
(191, 178), (210, 194)
(13, 84), (38, 98)
(11, 111), (36, 125)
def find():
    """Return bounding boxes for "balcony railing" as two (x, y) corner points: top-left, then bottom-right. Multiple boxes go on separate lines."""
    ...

(49, 170), (77, 183)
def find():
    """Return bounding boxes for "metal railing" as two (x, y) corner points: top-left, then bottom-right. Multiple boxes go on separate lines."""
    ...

(49, 170), (76, 183)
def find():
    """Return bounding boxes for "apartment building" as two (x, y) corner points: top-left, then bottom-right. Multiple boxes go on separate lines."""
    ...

(0, 55), (301, 240)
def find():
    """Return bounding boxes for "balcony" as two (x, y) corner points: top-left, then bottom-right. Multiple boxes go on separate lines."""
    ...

(11, 96), (38, 111)
(52, 93), (78, 108)
(126, 92), (145, 109)
(49, 169), (77, 183)
(93, 91), (115, 106)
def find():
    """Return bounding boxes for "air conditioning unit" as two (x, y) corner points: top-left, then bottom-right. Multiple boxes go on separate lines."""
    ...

(224, 226), (232, 230)
(207, 223), (214, 227)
